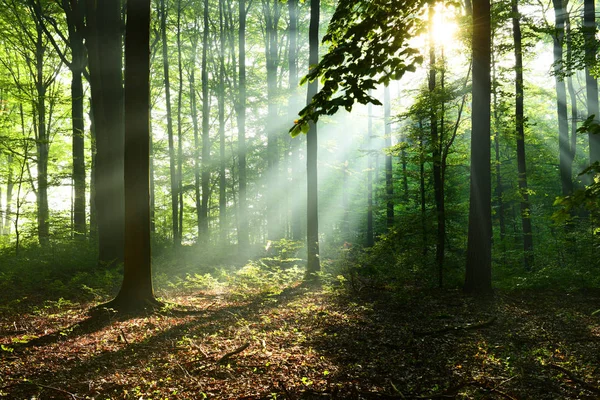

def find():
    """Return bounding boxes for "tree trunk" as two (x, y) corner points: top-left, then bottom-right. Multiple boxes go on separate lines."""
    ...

(200, 0), (211, 243)
(464, 0), (492, 293)
(176, 0), (185, 243)
(384, 85), (394, 229)
(306, 0), (320, 275)
(553, 0), (571, 195)
(512, 0), (534, 270)
(4, 154), (13, 236)
(109, 0), (160, 311)
(366, 101), (374, 248)
(85, 0), (125, 266)
(218, 0), (228, 245)
(33, 25), (49, 247)
(237, 0), (249, 251)
(160, 0), (180, 246)
(584, 0), (600, 165)
(263, 0), (281, 241)
(429, 2), (445, 287)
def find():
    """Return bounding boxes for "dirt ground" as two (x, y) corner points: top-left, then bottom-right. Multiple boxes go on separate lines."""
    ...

(1, 284), (600, 399)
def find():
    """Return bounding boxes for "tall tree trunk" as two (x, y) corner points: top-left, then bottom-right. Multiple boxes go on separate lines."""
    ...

(218, 0), (227, 245)
(384, 85), (394, 229)
(288, 0), (303, 242)
(553, 0), (571, 195)
(109, 0), (160, 311)
(237, 0), (249, 251)
(160, 0), (180, 246)
(200, 0), (211, 243)
(263, 0), (281, 241)
(33, 25), (49, 247)
(176, 0), (185, 243)
(565, 12), (577, 187)
(60, 0), (88, 239)
(429, 2), (445, 287)
(4, 154), (13, 236)
(419, 119), (427, 257)
(366, 101), (374, 248)
(306, 0), (320, 275)
(512, 0), (534, 270)
(85, 0), (125, 266)
(584, 0), (600, 165)
(464, 0), (492, 293)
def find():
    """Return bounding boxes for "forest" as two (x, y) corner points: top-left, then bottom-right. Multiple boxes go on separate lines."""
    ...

(1, 0), (600, 398)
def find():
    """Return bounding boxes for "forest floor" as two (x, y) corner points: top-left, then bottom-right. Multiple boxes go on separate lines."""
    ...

(1, 282), (600, 399)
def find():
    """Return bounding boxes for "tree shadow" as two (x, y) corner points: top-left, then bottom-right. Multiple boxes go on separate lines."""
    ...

(2, 283), (310, 399)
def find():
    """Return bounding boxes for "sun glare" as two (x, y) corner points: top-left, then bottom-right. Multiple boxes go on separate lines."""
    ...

(431, 3), (459, 49)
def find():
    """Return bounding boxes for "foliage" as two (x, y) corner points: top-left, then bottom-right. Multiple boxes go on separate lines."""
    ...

(291, 0), (425, 136)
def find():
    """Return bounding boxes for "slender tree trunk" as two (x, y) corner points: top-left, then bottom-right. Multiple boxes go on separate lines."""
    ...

(384, 85), (394, 229)
(200, 0), (211, 243)
(428, 2), (445, 287)
(89, 104), (97, 240)
(419, 120), (427, 257)
(4, 154), (13, 236)
(218, 0), (227, 245)
(366, 101), (374, 248)
(288, 0), (303, 242)
(565, 13), (577, 185)
(584, 0), (600, 165)
(464, 0), (492, 293)
(263, 0), (281, 241)
(160, 0), (180, 246)
(237, 0), (249, 251)
(512, 0), (534, 270)
(306, 0), (320, 275)
(176, 0), (185, 243)
(553, 0), (571, 196)
(33, 25), (49, 247)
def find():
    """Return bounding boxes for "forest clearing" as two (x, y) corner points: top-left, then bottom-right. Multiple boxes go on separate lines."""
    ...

(2, 273), (600, 399)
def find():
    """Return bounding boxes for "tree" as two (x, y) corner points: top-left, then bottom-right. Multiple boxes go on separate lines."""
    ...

(512, 0), (533, 270)
(584, 0), (600, 166)
(552, 0), (572, 196)
(384, 84), (394, 229)
(84, 0), (125, 266)
(107, 0), (160, 311)
(160, 0), (180, 246)
(464, 0), (492, 293)
(306, 0), (320, 275)
(236, 0), (249, 252)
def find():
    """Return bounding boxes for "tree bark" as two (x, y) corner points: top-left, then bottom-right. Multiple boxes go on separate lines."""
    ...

(384, 85), (394, 229)
(84, 0), (125, 266)
(160, 0), (180, 246)
(306, 0), (320, 275)
(237, 0), (249, 251)
(553, 0), (572, 195)
(109, 0), (159, 311)
(512, 0), (534, 270)
(584, 0), (600, 165)
(464, 0), (492, 293)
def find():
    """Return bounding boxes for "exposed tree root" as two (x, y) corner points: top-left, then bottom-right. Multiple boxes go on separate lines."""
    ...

(549, 363), (600, 395)
(414, 316), (497, 337)
(217, 342), (250, 364)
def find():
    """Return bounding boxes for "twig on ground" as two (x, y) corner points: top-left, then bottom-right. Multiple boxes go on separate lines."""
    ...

(217, 342), (250, 364)
(7, 377), (81, 399)
(414, 316), (497, 337)
(549, 363), (600, 395)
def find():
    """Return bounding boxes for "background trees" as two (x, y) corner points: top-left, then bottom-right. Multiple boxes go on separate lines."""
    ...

(0, 0), (599, 296)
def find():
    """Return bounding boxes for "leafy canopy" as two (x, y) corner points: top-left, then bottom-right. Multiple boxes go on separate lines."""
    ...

(291, 0), (426, 137)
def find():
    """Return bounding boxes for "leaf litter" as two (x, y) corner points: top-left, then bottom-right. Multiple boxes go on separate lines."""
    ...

(1, 284), (600, 399)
